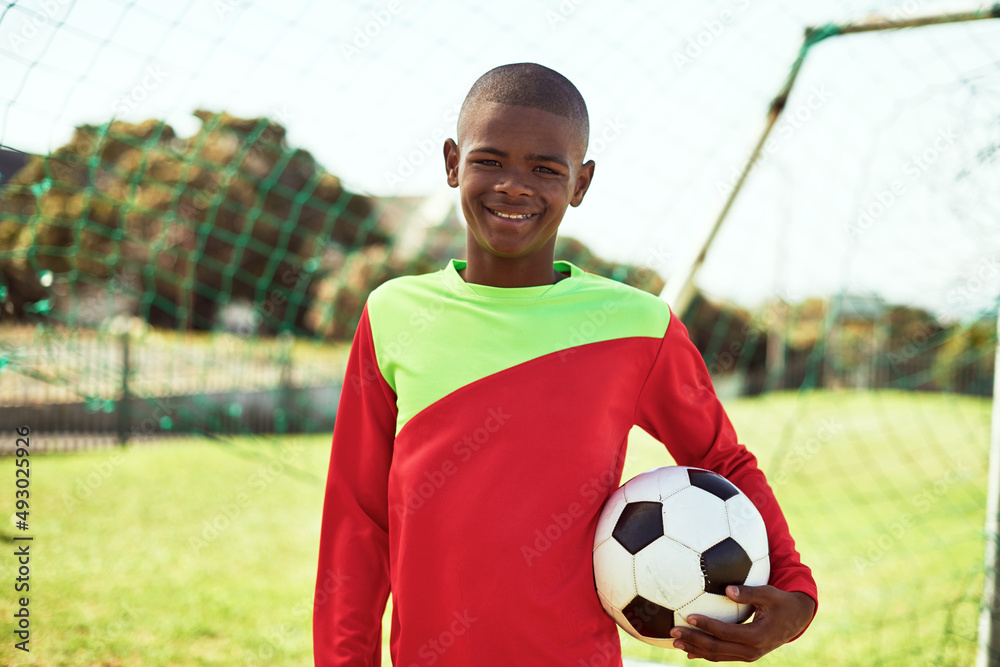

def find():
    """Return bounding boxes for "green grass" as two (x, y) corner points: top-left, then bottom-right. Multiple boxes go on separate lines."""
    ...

(0, 390), (991, 666)
(0, 434), (329, 666)
(620, 390), (990, 666)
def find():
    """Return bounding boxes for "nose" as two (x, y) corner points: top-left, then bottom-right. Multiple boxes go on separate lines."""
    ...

(494, 169), (534, 197)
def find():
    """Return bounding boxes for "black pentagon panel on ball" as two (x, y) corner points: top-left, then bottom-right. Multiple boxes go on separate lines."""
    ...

(700, 537), (753, 595)
(688, 469), (740, 501)
(612, 501), (664, 555)
(622, 595), (676, 639)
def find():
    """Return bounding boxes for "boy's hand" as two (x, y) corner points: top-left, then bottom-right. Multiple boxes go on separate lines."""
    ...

(668, 585), (815, 662)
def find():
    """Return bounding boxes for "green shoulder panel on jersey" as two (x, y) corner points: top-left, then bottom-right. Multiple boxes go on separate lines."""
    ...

(366, 259), (671, 434)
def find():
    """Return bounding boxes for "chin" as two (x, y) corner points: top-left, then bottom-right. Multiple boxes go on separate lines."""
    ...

(481, 245), (534, 259)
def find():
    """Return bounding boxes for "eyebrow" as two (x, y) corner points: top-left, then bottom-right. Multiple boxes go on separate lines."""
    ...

(468, 146), (570, 169)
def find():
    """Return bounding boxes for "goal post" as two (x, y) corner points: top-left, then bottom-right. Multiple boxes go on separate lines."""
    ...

(661, 4), (1000, 318)
(656, 6), (1000, 661)
(981, 306), (1000, 666)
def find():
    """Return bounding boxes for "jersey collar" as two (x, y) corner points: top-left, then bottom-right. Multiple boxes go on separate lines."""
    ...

(443, 258), (584, 300)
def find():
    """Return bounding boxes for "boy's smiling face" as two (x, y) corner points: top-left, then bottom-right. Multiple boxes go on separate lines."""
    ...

(444, 103), (594, 277)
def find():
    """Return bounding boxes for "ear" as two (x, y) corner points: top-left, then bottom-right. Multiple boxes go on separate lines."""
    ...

(443, 138), (460, 188)
(570, 160), (595, 207)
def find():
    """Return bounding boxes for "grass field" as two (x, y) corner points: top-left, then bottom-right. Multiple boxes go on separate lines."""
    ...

(0, 389), (991, 666)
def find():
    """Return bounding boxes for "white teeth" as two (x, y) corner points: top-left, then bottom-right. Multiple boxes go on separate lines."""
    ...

(490, 209), (532, 219)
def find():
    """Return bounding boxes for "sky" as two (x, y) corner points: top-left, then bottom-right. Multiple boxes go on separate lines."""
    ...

(1, 0), (999, 320)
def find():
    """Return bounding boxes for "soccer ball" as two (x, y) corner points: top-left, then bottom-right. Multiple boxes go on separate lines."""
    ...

(593, 466), (770, 647)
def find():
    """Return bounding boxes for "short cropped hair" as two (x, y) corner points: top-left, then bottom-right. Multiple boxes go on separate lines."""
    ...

(458, 63), (590, 156)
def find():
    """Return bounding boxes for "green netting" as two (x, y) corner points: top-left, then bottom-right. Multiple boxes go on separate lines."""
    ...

(0, 1), (998, 665)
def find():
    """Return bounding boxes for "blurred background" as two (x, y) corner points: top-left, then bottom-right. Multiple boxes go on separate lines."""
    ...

(0, 0), (998, 665)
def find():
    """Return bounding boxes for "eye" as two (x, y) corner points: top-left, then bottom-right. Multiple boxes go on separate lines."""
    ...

(476, 159), (500, 167)
(535, 166), (560, 175)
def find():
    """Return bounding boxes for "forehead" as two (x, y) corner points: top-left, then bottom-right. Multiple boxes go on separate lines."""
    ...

(459, 102), (585, 161)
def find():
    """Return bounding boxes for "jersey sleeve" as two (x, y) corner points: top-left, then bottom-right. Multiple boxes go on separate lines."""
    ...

(633, 311), (818, 636)
(313, 303), (396, 666)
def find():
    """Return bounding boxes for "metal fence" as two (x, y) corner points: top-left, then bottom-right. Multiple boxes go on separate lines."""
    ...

(0, 324), (347, 453)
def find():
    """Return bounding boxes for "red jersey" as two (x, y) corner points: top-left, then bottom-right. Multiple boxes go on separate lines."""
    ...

(313, 259), (817, 666)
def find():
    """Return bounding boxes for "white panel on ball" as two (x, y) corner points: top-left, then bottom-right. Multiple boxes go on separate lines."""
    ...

(621, 468), (663, 503)
(725, 493), (769, 561)
(593, 538), (637, 610)
(661, 486), (730, 552)
(633, 537), (704, 610)
(653, 465), (693, 500)
(596, 590), (626, 628)
(746, 556), (771, 587)
(593, 491), (628, 550)
(677, 591), (747, 626)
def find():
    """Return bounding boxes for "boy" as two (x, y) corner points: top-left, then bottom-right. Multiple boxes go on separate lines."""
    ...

(314, 63), (817, 665)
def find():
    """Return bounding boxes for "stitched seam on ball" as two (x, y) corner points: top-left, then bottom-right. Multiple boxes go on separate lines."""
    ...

(594, 535), (614, 551)
(632, 558), (639, 602)
(659, 487), (686, 502)
(699, 552), (710, 592)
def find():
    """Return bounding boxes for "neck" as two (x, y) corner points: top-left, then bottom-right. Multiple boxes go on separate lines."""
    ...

(460, 250), (565, 288)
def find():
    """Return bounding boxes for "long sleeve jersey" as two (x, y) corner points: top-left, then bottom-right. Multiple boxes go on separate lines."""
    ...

(313, 258), (817, 666)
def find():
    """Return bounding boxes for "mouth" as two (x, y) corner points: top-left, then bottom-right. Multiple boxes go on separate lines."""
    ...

(485, 206), (537, 221)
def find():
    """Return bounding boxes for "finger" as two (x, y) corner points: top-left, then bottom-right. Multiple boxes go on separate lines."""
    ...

(669, 628), (762, 663)
(724, 583), (776, 605)
(682, 584), (772, 639)
(677, 612), (758, 645)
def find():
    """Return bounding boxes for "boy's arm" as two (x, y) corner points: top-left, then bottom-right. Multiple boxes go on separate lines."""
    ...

(314, 303), (396, 667)
(633, 311), (817, 660)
